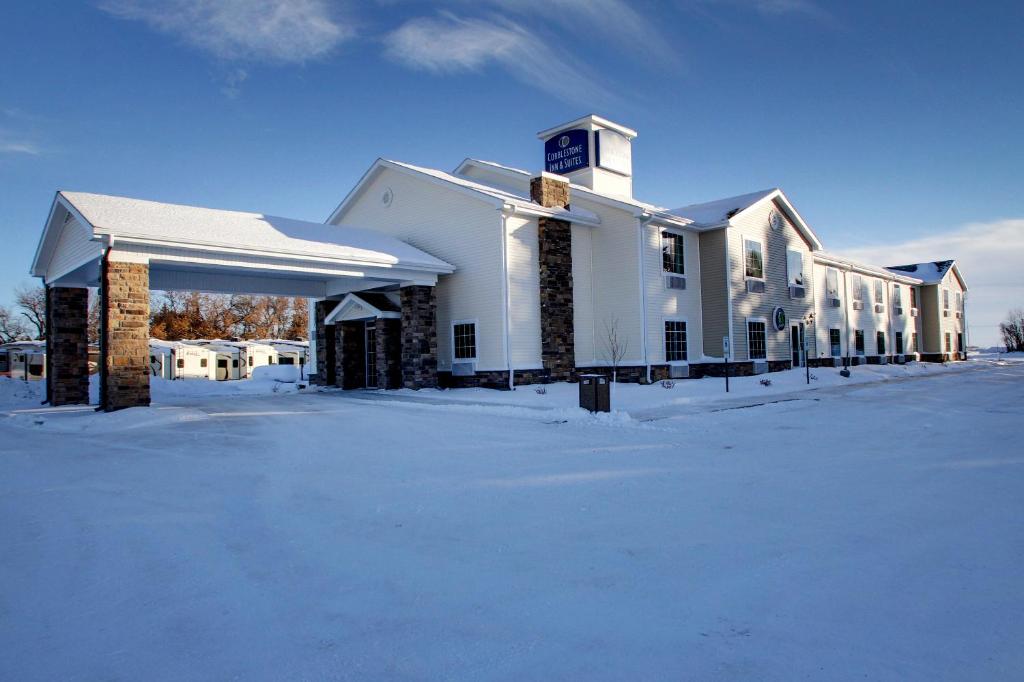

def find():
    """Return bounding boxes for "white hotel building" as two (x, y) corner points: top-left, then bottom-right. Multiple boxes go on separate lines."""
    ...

(31, 115), (968, 410)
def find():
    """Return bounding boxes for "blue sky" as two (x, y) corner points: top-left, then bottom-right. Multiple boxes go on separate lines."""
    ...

(1, 1), (1021, 345)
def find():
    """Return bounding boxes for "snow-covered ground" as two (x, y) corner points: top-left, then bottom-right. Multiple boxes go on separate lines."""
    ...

(1, 359), (1022, 680)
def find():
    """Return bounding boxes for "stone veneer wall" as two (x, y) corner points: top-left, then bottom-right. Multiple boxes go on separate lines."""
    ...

(538, 217), (575, 381)
(101, 260), (150, 411)
(313, 300), (331, 385)
(375, 318), (402, 389)
(530, 175), (570, 209)
(47, 286), (90, 406)
(400, 286), (438, 389)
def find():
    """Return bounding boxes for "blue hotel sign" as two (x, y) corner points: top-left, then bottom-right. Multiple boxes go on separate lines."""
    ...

(545, 129), (589, 174)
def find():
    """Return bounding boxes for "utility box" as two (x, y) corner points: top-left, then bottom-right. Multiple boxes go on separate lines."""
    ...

(578, 374), (610, 413)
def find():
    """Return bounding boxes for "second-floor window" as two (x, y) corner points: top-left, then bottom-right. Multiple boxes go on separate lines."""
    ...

(852, 275), (864, 301)
(892, 285), (902, 307)
(661, 232), (684, 275)
(787, 249), (804, 287)
(874, 280), (883, 304)
(745, 239), (764, 280)
(825, 268), (839, 299)
(910, 287), (917, 308)
(943, 288), (950, 311)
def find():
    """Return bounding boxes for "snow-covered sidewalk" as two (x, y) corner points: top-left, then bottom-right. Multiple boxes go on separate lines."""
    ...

(1, 362), (1022, 680)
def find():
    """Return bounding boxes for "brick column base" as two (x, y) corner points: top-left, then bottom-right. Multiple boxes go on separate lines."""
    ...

(538, 217), (575, 380)
(47, 286), (91, 406)
(100, 259), (150, 411)
(400, 286), (438, 389)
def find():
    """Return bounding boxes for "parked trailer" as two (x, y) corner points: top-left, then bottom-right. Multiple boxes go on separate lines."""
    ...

(169, 343), (218, 380)
(5, 342), (46, 381)
(204, 344), (243, 381)
(0, 347), (9, 377)
(259, 339), (309, 369)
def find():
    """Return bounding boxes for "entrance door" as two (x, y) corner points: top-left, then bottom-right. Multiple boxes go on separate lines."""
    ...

(216, 358), (229, 381)
(324, 324), (336, 385)
(365, 322), (378, 388)
(791, 325), (803, 367)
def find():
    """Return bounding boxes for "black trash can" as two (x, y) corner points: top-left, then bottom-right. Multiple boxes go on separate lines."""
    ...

(578, 374), (610, 413)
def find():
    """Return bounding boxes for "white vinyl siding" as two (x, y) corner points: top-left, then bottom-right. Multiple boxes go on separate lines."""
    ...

(727, 200), (816, 361)
(45, 218), (102, 283)
(646, 224), (704, 365)
(332, 167), (506, 371)
(504, 215), (542, 369)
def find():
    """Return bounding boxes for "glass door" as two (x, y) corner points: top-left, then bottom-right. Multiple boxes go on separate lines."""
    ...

(365, 323), (378, 388)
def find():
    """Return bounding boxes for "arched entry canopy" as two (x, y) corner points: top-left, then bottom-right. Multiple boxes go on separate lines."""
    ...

(30, 191), (454, 410)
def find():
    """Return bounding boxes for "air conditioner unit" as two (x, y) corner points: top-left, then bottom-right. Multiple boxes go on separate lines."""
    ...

(829, 298), (841, 308)
(852, 301), (863, 311)
(665, 275), (686, 290)
(746, 280), (765, 293)
(910, 308), (919, 317)
(895, 355), (905, 364)
(752, 360), (768, 375)
(789, 286), (806, 299)
(669, 364), (689, 379)
(878, 355), (888, 365)
(894, 306), (903, 316)
(874, 304), (885, 313)
(451, 362), (475, 376)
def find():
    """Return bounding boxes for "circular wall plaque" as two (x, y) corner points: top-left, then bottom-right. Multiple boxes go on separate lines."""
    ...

(773, 306), (787, 331)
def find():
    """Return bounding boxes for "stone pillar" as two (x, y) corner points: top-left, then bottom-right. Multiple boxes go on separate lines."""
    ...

(531, 173), (576, 381)
(375, 318), (402, 389)
(100, 258), (150, 411)
(400, 285), (438, 389)
(313, 300), (332, 385)
(46, 286), (90, 406)
(530, 172), (570, 209)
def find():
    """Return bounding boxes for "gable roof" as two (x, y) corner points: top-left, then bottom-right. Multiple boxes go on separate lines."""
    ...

(668, 189), (777, 225)
(886, 260), (967, 289)
(31, 191), (455, 278)
(327, 158), (600, 226)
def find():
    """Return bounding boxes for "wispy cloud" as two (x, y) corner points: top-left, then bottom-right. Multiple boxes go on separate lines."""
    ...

(441, 0), (680, 66)
(97, 0), (354, 63)
(0, 140), (40, 156)
(383, 13), (612, 106)
(681, 0), (836, 26)
(836, 218), (1024, 347)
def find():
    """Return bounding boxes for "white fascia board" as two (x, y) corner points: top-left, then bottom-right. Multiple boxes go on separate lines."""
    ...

(536, 115), (638, 140)
(504, 202), (601, 227)
(813, 253), (921, 285)
(752, 189), (823, 251)
(326, 158), (505, 224)
(950, 263), (968, 292)
(30, 191), (99, 278)
(94, 233), (455, 274)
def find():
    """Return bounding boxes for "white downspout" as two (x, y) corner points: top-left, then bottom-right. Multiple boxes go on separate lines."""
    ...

(724, 229), (734, 361)
(499, 210), (515, 390)
(637, 216), (651, 383)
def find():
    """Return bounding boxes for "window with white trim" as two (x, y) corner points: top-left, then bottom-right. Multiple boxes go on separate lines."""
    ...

(744, 239), (764, 280)
(911, 333), (918, 353)
(829, 328), (842, 357)
(787, 249), (804, 287)
(945, 332), (951, 352)
(955, 291), (962, 313)
(943, 288), (950, 311)
(825, 268), (839, 299)
(661, 231), (685, 276)
(876, 331), (886, 355)
(910, 287), (917, 308)
(747, 320), (767, 360)
(874, 279), (883, 305)
(892, 284), (902, 307)
(664, 320), (688, 362)
(852, 274), (864, 301)
(895, 332), (904, 355)
(855, 329), (865, 355)
(453, 321), (477, 361)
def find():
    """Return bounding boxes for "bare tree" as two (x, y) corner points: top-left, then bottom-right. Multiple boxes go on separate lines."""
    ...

(0, 305), (30, 343)
(602, 317), (629, 384)
(15, 285), (46, 340)
(1000, 308), (1024, 352)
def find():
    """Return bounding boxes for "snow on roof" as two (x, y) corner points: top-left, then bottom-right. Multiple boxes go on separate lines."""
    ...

(59, 191), (454, 272)
(382, 160), (600, 224)
(816, 251), (923, 282)
(668, 189), (778, 226)
(885, 260), (955, 284)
